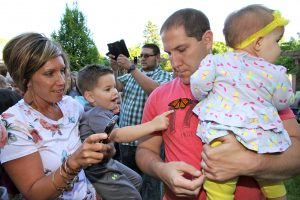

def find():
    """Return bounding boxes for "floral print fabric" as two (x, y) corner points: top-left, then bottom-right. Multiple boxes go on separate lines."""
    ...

(191, 52), (294, 153)
(0, 96), (96, 200)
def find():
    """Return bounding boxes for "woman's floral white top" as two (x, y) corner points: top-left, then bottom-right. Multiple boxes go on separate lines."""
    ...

(0, 96), (96, 200)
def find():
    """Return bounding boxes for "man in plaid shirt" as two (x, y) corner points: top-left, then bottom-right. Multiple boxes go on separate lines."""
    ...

(110, 43), (172, 200)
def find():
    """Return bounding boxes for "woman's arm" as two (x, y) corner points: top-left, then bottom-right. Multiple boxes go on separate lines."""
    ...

(4, 152), (60, 200)
(4, 133), (111, 200)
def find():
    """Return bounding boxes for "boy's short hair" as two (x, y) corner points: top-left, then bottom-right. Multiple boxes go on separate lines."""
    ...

(77, 64), (113, 96)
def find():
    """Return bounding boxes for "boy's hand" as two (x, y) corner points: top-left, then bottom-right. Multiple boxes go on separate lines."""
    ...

(151, 110), (174, 131)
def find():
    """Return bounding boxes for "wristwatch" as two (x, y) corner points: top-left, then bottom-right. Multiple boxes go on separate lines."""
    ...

(127, 64), (136, 73)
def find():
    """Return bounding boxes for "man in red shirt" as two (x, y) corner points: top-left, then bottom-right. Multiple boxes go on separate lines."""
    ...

(136, 8), (300, 200)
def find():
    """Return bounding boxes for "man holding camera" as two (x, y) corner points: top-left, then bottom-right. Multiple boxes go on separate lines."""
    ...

(109, 43), (172, 200)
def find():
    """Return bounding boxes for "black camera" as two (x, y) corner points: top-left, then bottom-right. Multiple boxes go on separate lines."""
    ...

(106, 39), (130, 59)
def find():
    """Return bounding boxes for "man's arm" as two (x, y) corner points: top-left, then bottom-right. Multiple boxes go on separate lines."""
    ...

(109, 55), (123, 91)
(201, 117), (300, 181)
(136, 134), (164, 178)
(136, 135), (204, 198)
(254, 118), (300, 179)
(117, 55), (160, 94)
(130, 68), (160, 94)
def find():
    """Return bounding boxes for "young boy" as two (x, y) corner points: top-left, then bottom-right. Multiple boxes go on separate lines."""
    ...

(77, 64), (172, 200)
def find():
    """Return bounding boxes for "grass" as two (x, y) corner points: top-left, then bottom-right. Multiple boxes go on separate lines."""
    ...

(284, 175), (300, 200)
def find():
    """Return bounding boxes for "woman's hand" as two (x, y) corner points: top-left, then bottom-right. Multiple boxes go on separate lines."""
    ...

(68, 133), (115, 170)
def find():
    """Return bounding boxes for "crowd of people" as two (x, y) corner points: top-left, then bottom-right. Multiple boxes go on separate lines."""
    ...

(0, 4), (300, 200)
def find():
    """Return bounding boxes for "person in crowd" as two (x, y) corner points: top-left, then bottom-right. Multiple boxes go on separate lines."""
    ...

(109, 43), (172, 199)
(0, 89), (22, 114)
(77, 64), (172, 200)
(64, 70), (88, 106)
(0, 88), (22, 199)
(136, 8), (300, 200)
(66, 71), (81, 98)
(5, 73), (24, 97)
(190, 4), (294, 200)
(0, 32), (115, 200)
(0, 75), (9, 88)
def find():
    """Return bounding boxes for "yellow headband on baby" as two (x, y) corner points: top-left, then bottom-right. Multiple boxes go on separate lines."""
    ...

(235, 11), (289, 49)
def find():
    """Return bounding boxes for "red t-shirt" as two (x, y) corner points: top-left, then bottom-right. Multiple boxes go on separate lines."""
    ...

(142, 78), (294, 200)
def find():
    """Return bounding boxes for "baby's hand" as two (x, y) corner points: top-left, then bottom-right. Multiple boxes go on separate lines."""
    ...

(151, 110), (174, 131)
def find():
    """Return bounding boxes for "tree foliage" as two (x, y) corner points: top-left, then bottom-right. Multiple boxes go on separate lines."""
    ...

(211, 38), (300, 74)
(51, 3), (100, 71)
(142, 21), (173, 71)
(276, 34), (300, 74)
(128, 44), (142, 59)
(160, 55), (172, 72)
(99, 54), (110, 66)
(212, 41), (232, 54)
(0, 38), (9, 59)
(143, 21), (161, 48)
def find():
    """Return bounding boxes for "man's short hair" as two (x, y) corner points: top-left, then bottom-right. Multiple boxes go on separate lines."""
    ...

(142, 43), (160, 55)
(160, 8), (210, 41)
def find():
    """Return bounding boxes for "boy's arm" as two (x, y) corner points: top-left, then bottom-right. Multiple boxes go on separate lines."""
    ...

(109, 110), (173, 143)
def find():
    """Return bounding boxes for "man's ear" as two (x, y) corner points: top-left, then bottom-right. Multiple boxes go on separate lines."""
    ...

(155, 54), (161, 63)
(84, 91), (94, 104)
(254, 37), (264, 52)
(202, 30), (213, 50)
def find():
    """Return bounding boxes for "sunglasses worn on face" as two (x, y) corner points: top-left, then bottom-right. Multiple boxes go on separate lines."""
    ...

(139, 54), (156, 59)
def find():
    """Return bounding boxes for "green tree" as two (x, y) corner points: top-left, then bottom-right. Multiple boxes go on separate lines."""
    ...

(142, 21), (172, 71)
(51, 3), (100, 71)
(128, 44), (142, 59)
(212, 41), (232, 54)
(99, 54), (110, 66)
(160, 55), (172, 72)
(0, 38), (9, 60)
(143, 21), (161, 48)
(276, 34), (300, 73)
